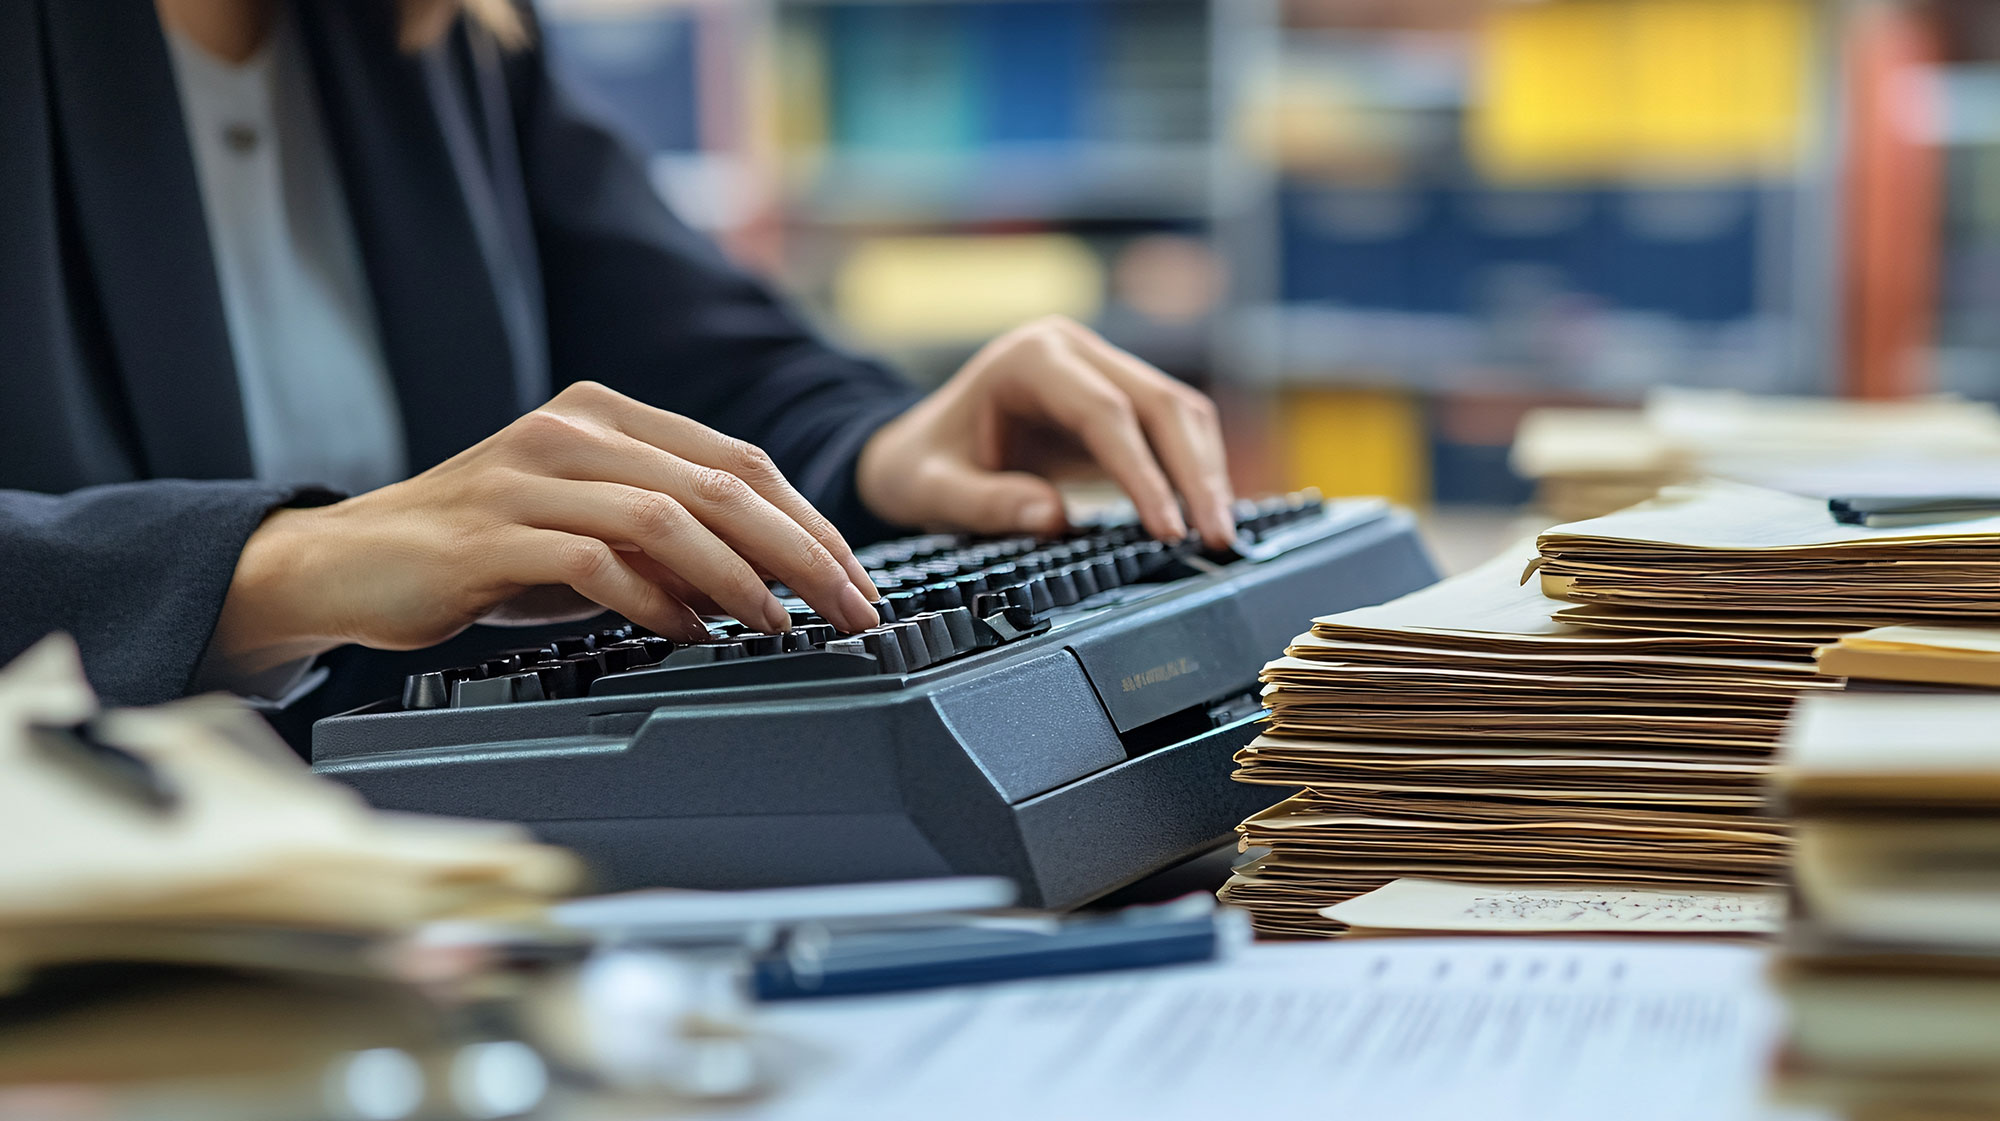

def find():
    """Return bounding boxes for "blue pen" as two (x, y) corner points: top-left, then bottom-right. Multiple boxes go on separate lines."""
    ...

(750, 896), (1245, 1001)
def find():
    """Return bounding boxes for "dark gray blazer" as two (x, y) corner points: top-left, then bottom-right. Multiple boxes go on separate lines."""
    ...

(0, 0), (918, 709)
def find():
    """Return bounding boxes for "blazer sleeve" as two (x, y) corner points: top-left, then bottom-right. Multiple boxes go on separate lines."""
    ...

(0, 481), (326, 708)
(507, 32), (922, 544)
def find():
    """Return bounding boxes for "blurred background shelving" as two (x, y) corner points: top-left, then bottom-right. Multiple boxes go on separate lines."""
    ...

(1932, 0), (2000, 401)
(539, 0), (1991, 513)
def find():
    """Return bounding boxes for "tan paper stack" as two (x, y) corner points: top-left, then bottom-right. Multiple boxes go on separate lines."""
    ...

(1816, 625), (2000, 689)
(1220, 546), (1816, 937)
(1535, 480), (2000, 621)
(1771, 692), (2000, 1119)
(0, 636), (580, 981)
(1510, 406), (1687, 521)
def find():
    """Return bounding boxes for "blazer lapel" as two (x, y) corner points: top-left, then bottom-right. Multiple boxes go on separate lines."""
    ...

(40, 0), (254, 480)
(295, 0), (536, 473)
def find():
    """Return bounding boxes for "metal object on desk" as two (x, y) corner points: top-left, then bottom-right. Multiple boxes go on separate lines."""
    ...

(550, 877), (1021, 948)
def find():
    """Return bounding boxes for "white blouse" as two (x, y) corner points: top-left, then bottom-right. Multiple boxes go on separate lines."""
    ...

(165, 10), (408, 498)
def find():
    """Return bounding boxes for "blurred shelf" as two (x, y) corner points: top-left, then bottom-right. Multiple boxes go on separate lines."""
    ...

(1226, 303), (1803, 398)
(781, 143), (1216, 225)
(546, 0), (1841, 421)
(1271, 29), (1473, 111)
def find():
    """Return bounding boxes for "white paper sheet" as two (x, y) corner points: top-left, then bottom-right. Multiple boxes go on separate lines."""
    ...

(718, 939), (1788, 1121)
(1323, 879), (1784, 934)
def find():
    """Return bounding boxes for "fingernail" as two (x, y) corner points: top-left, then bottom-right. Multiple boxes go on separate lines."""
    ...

(1021, 499), (1059, 532)
(838, 584), (880, 633)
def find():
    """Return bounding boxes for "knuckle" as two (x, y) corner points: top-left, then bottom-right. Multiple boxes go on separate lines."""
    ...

(555, 380), (616, 408)
(794, 538), (840, 583)
(505, 408), (590, 459)
(624, 491), (684, 541)
(724, 438), (778, 481)
(799, 510), (844, 546)
(1174, 388), (1218, 422)
(554, 538), (612, 583)
(1012, 328), (1063, 362)
(688, 465), (753, 509)
(1089, 387), (1138, 425)
(910, 454), (960, 494)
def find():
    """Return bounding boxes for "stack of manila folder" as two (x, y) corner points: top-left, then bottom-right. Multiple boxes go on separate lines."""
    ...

(1817, 625), (2000, 689)
(1229, 475), (2000, 938)
(1534, 479), (2000, 620)
(0, 635), (579, 980)
(1223, 544), (1808, 937)
(1771, 692), (2000, 1117)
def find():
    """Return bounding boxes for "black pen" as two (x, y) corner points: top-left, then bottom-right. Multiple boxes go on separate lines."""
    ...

(1829, 494), (2000, 528)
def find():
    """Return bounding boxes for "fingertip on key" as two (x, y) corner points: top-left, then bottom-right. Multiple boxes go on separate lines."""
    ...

(657, 616), (710, 645)
(1202, 516), (1236, 552)
(836, 583), (882, 634)
(1210, 500), (1238, 544)
(838, 557), (882, 602)
(763, 601), (793, 634)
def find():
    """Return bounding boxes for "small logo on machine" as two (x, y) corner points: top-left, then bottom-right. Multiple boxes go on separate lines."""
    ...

(1122, 657), (1199, 693)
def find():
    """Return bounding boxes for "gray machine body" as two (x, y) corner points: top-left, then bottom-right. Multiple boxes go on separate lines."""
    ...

(313, 508), (1436, 908)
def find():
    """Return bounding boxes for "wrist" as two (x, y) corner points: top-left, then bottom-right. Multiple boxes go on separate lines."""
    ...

(853, 421), (897, 523)
(854, 400), (938, 529)
(210, 505), (346, 675)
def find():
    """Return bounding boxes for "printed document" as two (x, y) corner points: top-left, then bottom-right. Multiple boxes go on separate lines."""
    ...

(730, 938), (1785, 1121)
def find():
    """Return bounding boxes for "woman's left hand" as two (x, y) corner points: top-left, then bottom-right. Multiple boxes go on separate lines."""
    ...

(855, 316), (1238, 549)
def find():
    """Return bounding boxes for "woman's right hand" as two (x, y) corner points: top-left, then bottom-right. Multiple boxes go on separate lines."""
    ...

(211, 381), (884, 676)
